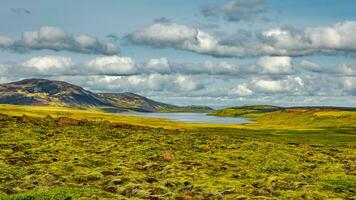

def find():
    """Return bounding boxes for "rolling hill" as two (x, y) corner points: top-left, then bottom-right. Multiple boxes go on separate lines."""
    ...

(0, 79), (109, 107)
(210, 105), (356, 119)
(0, 78), (212, 112)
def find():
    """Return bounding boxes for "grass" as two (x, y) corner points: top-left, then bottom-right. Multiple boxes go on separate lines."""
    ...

(0, 104), (355, 199)
(0, 188), (112, 200)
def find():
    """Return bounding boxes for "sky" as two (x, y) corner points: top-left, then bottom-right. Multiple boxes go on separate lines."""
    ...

(0, 0), (355, 108)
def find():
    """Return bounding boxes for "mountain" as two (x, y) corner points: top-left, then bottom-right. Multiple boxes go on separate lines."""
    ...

(210, 105), (356, 118)
(0, 79), (213, 112)
(0, 79), (109, 107)
(97, 92), (173, 112)
(97, 92), (212, 113)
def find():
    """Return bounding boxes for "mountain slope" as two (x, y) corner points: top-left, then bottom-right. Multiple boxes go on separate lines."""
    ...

(0, 79), (213, 112)
(0, 79), (110, 107)
(210, 105), (356, 119)
(98, 92), (213, 113)
(97, 92), (172, 112)
(210, 105), (282, 118)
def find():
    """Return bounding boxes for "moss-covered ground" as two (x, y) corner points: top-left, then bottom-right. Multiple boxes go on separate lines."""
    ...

(0, 104), (355, 199)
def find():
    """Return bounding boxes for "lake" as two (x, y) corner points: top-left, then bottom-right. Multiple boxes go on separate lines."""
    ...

(119, 112), (250, 124)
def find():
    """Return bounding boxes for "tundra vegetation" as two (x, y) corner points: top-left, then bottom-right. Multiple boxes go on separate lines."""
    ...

(0, 104), (355, 199)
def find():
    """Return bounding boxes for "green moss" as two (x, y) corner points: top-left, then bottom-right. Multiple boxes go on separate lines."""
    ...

(0, 188), (112, 200)
(0, 105), (355, 199)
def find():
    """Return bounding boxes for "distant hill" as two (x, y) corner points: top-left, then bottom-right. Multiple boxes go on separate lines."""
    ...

(210, 105), (356, 118)
(97, 92), (212, 113)
(0, 79), (109, 107)
(97, 92), (173, 112)
(0, 79), (213, 113)
(209, 105), (282, 118)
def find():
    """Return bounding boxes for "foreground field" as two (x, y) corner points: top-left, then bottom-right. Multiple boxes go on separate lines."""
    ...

(0, 105), (355, 199)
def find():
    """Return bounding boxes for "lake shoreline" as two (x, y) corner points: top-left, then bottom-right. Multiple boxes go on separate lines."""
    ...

(117, 112), (250, 124)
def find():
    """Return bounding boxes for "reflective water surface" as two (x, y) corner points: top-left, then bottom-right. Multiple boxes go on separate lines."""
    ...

(119, 112), (250, 124)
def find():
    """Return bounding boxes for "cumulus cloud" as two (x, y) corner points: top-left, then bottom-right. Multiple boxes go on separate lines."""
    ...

(128, 21), (356, 58)
(299, 60), (322, 72)
(128, 23), (275, 58)
(251, 76), (304, 93)
(18, 56), (74, 76)
(128, 23), (235, 57)
(61, 74), (204, 93)
(342, 77), (356, 95)
(261, 21), (356, 56)
(1, 55), (139, 76)
(0, 55), (353, 101)
(298, 60), (356, 76)
(338, 63), (356, 76)
(175, 60), (241, 75)
(228, 84), (253, 96)
(0, 26), (119, 55)
(201, 0), (266, 22)
(257, 56), (293, 74)
(145, 58), (171, 74)
(86, 56), (137, 75)
(0, 54), (297, 78)
(142, 57), (295, 76)
(0, 36), (14, 48)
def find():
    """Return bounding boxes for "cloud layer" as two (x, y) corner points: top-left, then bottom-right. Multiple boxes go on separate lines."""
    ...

(128, 21), (356, 58)
(0, 26), (119, 55)
(1, 55), (354, 100)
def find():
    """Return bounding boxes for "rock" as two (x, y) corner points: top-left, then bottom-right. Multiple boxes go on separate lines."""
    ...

(162, 151), (175, 160)
(57, 117), (81, 125)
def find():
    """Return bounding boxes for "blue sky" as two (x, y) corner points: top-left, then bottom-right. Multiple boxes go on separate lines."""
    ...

(0, 0), (355, 107)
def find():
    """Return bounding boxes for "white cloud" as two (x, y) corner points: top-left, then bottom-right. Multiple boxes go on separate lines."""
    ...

(129, 23), (245, 57)
(129, 23), (198, 47)
(299, 60), (321, 72)
(129, 21), (356, 58)
(0, 26), (119, 55)
(229, 84), (253, 96)
(0, 36), (14, 48)
(201, 60), (239, 75)
(61, 74), (204, 93)
(257, 56), (293, 74)
(174, 75), (203, 91)
(20, 56), (74, 75)
(251, 76), (304, 93)
(146, 58), (171, 74)
(338, 63), (356, 76)
(87, 56), (137, 75)
(342, 77), (356, 94)
(129, 23), (231, 57)
(262, 21), (356, 56)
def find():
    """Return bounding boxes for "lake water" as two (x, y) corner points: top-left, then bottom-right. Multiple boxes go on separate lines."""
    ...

(119, 112), (250, 124)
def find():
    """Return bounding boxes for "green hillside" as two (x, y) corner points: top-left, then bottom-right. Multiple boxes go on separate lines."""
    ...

(0, 79), (212, 113)
(209, 105), (282, 118)
(0, 105), (355, 199)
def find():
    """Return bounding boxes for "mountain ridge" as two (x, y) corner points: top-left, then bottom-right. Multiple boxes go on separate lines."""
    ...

(0, 78), (213, 112)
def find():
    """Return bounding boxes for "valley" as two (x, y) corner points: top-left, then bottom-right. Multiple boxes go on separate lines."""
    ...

(0, 103), (355, 199)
